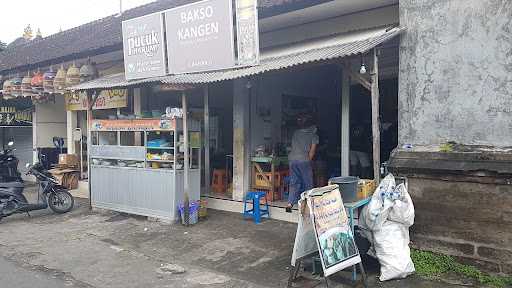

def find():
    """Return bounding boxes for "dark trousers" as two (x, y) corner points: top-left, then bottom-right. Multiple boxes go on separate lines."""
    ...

(288, 160), (314, 204)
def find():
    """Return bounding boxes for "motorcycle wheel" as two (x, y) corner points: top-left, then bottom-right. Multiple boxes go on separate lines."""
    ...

(48, 190), (74, 214)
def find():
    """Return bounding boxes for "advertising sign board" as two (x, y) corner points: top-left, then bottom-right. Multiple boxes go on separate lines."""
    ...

(122, 13), (166, 80)
(165, 0), (236, 74)
(0, 107), (32, 127)
(90, 119), (175, 131)
(236, 0), (259, 66)
(291, 185), (361, 277)
(65, 89), (128, 111)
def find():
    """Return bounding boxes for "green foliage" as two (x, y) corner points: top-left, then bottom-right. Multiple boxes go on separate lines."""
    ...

(411, 249), (512, 287)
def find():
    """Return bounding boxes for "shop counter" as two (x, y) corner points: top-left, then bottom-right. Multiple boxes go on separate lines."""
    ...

(91, 165), (200, 221)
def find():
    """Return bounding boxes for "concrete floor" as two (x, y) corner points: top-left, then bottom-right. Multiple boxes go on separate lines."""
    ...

(0, 197), (461, 288)
(0, 257), (74, 288)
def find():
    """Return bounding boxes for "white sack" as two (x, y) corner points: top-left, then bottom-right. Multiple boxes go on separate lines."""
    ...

(358, 174), (416, 281)
(360, 174), (396, 231)
(388, 183), (415, 227)
(373, 221), (415, 281)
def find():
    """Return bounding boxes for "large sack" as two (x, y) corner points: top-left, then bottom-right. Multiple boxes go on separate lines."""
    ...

(359, 174), (416, 281)
(373, 221), (415, 281)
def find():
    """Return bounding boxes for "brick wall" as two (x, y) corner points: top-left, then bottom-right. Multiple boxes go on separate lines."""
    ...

(407, 177), (512, 274)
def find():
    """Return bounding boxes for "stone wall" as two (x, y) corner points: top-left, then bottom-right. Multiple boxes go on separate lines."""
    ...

(389, 150), (512, 274)
(408, 177), (512, 274)
(398, 0), (512, 146)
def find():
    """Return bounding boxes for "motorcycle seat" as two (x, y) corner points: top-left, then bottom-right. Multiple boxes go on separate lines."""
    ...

(0, 182), (24, 188)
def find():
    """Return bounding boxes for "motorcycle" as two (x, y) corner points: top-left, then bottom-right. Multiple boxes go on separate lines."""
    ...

(0, 141), (22, 183)
(0, 161), (74, 221)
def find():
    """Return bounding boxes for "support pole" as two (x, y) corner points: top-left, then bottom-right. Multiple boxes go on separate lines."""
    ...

(341, 64), (350, 176)
(370, 49), (381, 183)
(182, 92), (189, 196)
(203, 85), (210, 196)
(87, 90), (100, 209)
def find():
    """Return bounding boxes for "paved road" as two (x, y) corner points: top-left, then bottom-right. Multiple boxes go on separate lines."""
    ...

(0, 257), (70, 288)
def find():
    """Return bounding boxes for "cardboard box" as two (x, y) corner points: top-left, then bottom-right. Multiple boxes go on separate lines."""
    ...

(58, 154), (78, 166)
(357, 179), (376, 200)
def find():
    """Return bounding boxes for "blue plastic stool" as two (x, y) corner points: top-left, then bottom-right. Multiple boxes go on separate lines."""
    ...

(243, 191), (270, 224)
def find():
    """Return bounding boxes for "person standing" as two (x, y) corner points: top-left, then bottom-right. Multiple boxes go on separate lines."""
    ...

(286, 114), (318, 212)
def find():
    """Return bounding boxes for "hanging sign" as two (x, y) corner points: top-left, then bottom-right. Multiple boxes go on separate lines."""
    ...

(122, 13), (166, 80)
(164, 0), (236, 74)
(236, 0), (259, 66)
(91, 119), (175, 131)
(65, 89), (128, 111)
(0, 107), (32, 127)
(291, 185), (361, 277)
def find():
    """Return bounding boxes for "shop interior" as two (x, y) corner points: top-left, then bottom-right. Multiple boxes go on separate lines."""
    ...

(82, 46), (398, 210)
(205, 49), (399, 208)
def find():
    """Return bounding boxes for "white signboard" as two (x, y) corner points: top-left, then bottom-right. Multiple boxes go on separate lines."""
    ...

(122, 13), (166, 80)
(236, 0), (259, 66)
(291, 185), (361, 277)
(165, 0), (236, 74)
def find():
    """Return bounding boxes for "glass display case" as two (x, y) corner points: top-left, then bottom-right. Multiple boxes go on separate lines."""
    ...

(89, 118), (201, 221)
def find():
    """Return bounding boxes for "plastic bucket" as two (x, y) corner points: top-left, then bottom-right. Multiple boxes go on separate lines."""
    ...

(178, 201), (199, 225)
(329, 176), (359, 203)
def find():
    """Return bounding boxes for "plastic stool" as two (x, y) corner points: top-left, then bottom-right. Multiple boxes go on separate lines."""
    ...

(211, 169), (227, 193)
(243, 191), (270, 224)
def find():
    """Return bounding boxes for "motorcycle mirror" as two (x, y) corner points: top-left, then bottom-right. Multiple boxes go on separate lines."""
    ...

(7, 141), (14, 147)
(25, 163), (31, 168)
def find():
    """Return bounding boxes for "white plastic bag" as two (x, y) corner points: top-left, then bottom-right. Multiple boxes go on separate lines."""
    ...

(360, 174), (396, 231)
(373, 221), (415, 281)
(359, 175), (416, 281)
(387, 184), (415, 227)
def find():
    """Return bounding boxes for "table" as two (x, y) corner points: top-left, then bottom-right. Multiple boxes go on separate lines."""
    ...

(345, 197), (371, 281)
(250, 156), (288, 199)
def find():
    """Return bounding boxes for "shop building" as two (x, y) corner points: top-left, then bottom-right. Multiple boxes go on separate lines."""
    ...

(66, 1), (400, 223)
(0, 0), (509, 273)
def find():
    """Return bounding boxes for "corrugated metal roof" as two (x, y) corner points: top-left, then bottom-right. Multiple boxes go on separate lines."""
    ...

(70, 26), (404, 90)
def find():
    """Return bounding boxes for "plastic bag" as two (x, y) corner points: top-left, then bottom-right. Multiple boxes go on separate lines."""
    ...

(373, 221), (415, 281)
(359, 174), (415, 281)
(388, 183), (415, 227)
(360, 174), (396, 231)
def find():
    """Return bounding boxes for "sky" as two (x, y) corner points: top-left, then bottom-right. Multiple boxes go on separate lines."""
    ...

(0, 0), (156, 44)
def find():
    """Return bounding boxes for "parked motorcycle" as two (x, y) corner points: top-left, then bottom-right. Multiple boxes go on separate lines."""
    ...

(0, 161), (74, 221)
(0, 141), (22, 183)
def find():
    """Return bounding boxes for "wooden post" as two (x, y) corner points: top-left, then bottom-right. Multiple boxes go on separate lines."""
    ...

(341, 64), (350, 177)
(203, 85), (210, 196)
(370, 49), (381, 183)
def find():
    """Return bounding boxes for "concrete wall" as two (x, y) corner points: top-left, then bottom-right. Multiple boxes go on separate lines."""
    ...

(33, 95), (67, 149)
(408, 176), (512, 274)
(398, 0), (512, 146)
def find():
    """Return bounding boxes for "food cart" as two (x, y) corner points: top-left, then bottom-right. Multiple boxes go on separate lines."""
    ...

(89, 117), (201, 221)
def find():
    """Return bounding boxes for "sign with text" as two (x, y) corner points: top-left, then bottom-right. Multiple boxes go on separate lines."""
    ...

(236, 0), (259, 66)
(309, 185), (361, 276)
(91, 119), (175, 132)
(165, 0), (236, 74)
(122, 13), (166, 80)
(291, 185), (361, 277)
(65, 89), (128, 111)
(0, 107), (32, 127)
